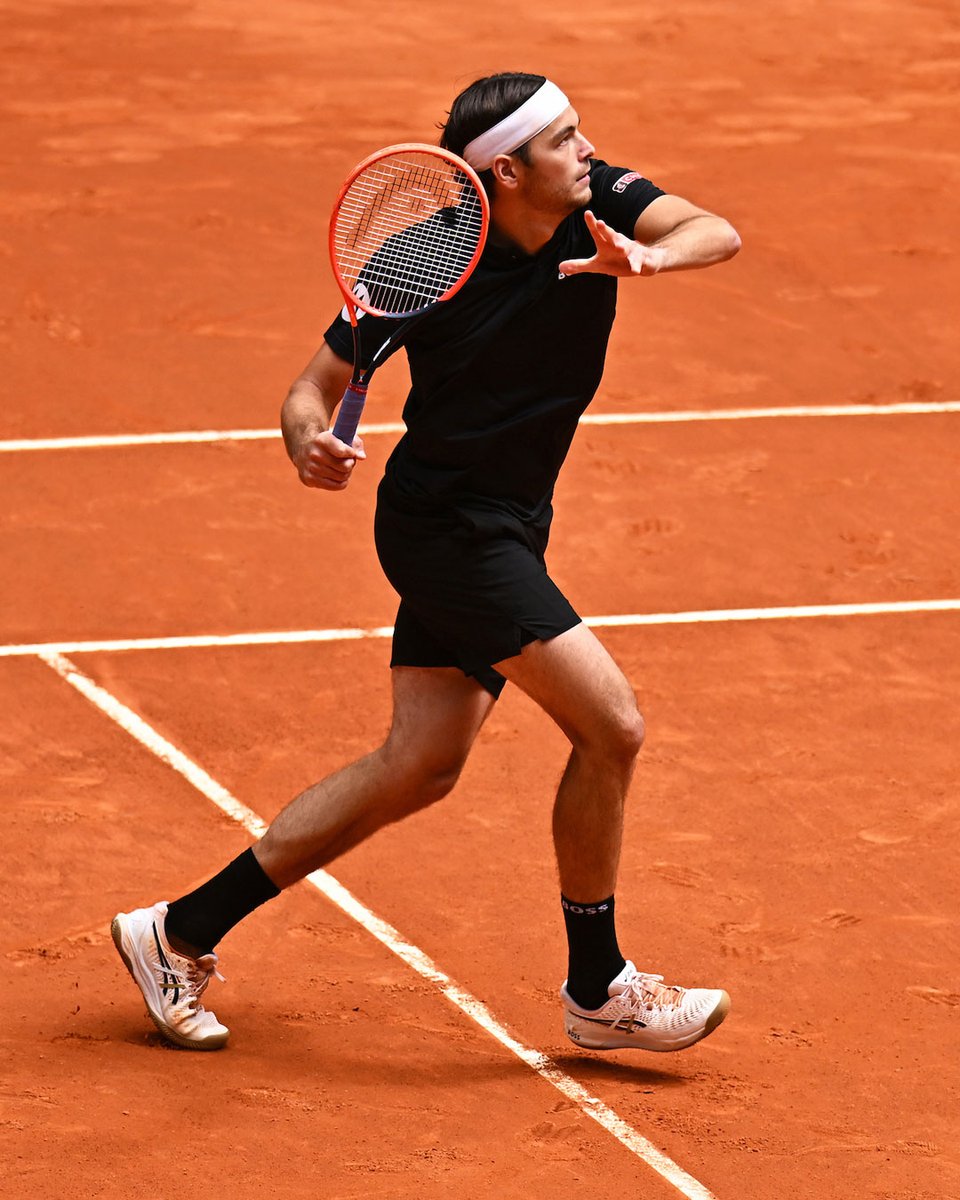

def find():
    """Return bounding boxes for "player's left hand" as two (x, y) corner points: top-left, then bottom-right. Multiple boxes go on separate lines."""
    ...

(558, 211), (666, 278)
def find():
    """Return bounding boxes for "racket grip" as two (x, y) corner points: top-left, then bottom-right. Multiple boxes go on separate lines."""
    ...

(331, 383), (368, 446)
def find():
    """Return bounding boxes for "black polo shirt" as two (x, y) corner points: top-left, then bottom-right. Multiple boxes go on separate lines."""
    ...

(324, 160), (664, 532)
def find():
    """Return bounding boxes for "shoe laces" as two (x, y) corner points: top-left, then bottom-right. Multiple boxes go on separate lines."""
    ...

(163, 953), (225, 1010)
(620, 972), (685, 1014)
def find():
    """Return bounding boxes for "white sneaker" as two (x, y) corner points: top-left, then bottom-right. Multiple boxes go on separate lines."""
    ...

(561, 960), (730, 1052)
(111, 901), (230, 1050)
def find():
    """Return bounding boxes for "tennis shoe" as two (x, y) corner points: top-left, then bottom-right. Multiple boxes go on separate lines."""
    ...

(561, 960), (729, 1052)
(111, 900), (229, 1050)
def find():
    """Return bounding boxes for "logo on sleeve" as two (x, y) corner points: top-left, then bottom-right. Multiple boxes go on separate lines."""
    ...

(612, 171), (644, 194)
(341, 280), (370, 321)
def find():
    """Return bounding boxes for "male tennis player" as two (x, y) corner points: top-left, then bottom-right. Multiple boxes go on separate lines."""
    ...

(112, 73), (741, 1052)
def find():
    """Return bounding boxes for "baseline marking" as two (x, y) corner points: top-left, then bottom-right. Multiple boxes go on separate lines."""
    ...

(0, 626), (396, 659)
(2, 399), (959, 453)
(3, 599), (958, 659)
(39, 649), (717, 1200)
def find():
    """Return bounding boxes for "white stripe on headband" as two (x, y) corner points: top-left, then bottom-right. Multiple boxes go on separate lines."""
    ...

(462, 80), (570, 171)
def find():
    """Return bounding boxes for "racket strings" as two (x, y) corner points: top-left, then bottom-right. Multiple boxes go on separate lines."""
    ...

(334, 154), (485, 316)
(338, 190), (481, 299)
(352, 222), (478, 308)
(350, 159), (455, 244)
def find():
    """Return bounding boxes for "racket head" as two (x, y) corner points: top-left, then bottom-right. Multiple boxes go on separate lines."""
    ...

(329, 143), (489, 319)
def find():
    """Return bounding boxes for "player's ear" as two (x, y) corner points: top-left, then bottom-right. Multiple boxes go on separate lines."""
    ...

(490, 153), (520, 191)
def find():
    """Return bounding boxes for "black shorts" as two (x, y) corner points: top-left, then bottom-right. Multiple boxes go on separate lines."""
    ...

(374, 488), (581, 699)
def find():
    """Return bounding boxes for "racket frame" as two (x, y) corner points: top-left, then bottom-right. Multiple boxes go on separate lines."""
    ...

(327, 143), (489, 445)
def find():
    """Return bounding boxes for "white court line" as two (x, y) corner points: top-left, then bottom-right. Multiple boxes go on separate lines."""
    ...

(579, 400), (960, 424)
(0, 424), (391, 453)
(39, 649), (718, 1200)
(0, 626), (397, 659)
(2, 399), (959, 452)
(2, 598), (958, 659)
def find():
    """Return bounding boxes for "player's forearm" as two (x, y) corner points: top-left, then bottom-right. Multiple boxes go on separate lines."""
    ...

(645, 214), (741, 272)
(280, 379), (335, 461)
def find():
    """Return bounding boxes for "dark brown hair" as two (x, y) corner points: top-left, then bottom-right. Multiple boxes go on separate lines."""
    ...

(440, 72), (546, 192)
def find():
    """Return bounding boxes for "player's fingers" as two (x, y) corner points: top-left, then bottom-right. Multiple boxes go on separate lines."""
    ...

(306, 445), (353, 472)
(593, 217), (617, 242)
(300, 465), (351, 489)
(316, 430), (361, 459)
(308, 478), (350, 492)
(303, 450), (359, 484)
(557, 256), (595, 275)
(583, 211), (604, 248)
(585, 211), (616, 243)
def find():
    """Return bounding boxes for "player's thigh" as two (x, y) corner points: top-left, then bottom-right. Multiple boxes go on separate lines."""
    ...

(494, 624), (643, 756)
(384, 666), (495, 777)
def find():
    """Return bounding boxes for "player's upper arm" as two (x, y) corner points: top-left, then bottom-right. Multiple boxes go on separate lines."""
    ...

(633, 194), (718, 244)
(295, 339), (354, 397)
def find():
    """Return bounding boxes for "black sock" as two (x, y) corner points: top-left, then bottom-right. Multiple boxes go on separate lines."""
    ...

(165, 848), (280, 954)
(562, 893), (627, 1010)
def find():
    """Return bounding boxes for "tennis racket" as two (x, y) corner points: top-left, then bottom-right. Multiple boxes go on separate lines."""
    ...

(328, 143), (490, 446)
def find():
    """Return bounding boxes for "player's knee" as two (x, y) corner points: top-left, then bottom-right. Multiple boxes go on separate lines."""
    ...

(419, 760), (464, 803)
(569, 697), (644, 767)
(384, 743), (466, 807)
(590, 693), (644, 767)
(611, 705), (645, 763)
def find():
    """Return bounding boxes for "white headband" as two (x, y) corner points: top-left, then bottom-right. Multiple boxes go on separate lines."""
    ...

(462, 80), (570, 171)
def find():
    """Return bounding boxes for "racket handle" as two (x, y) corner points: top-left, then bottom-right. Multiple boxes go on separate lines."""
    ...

(331, 383), (368, 447)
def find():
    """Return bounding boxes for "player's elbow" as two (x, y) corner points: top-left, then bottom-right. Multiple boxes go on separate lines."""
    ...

(722, 222), (742, 260)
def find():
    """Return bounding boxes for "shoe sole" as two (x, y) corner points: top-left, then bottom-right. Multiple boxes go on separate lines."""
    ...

(564, 989), (731, 1052)
(111, 916), (229, 1051)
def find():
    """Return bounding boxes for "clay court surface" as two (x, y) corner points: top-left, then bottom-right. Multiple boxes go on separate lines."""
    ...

(2, 1), (959, 1197)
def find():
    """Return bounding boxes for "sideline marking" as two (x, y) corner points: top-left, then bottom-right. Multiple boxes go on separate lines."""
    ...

(2, 400), (959, 452)
(3, 599), (958, 659)
(39, 649), (718, 1200)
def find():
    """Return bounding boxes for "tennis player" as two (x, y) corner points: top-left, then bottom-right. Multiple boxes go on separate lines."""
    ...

(112, 73), (741, 1052)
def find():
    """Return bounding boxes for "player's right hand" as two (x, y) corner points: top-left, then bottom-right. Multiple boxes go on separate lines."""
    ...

(293, 429), (366, 490)
(559, 211), (666, 278)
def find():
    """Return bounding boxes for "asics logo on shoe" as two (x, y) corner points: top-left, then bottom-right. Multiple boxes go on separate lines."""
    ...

(152, 922), (180, 1005)
(580, 1014), (648, 1031)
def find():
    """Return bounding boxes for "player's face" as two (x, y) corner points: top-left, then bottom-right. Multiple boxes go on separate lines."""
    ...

(518, 106), (595, 215)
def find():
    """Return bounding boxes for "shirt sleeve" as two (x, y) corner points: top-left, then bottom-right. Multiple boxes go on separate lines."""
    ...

(586, 160), (666, 239)
(323, 300), (397, 371)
